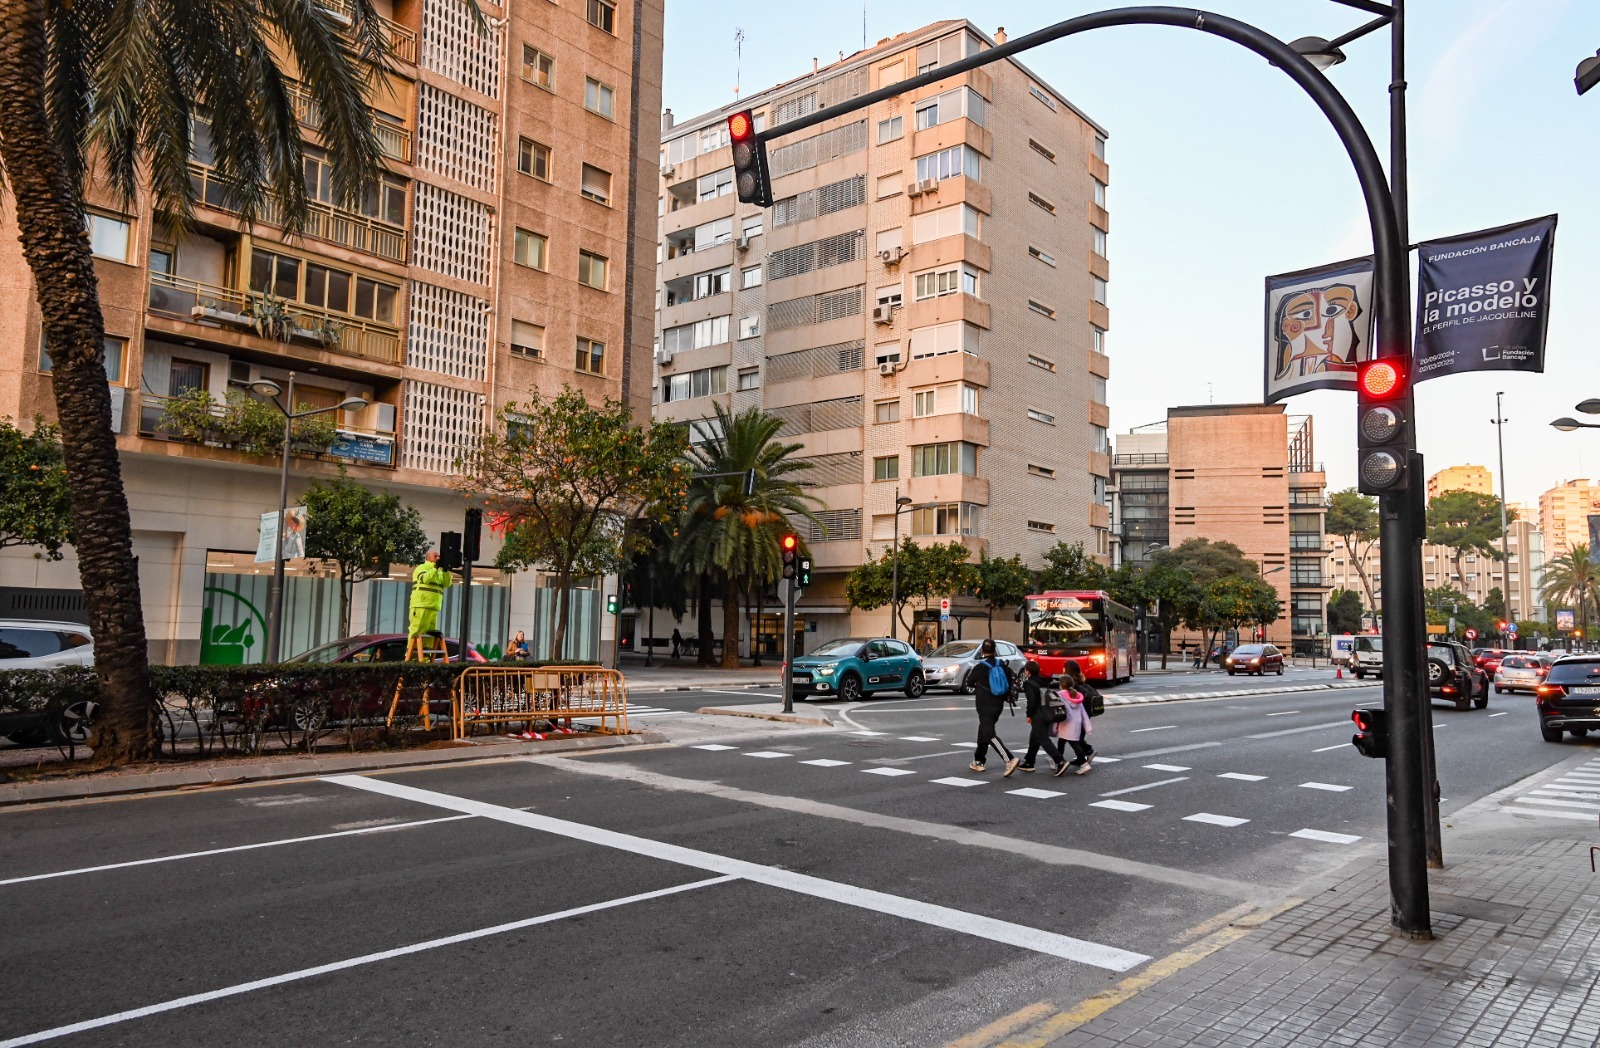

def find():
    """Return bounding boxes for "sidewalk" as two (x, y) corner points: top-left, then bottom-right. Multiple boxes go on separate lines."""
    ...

(989, 751), (1600, 1048)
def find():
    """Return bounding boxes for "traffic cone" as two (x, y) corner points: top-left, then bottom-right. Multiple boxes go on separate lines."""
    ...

(1335, 664), (1343, 680)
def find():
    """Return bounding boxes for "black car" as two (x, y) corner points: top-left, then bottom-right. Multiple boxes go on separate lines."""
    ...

(1427, 640), (1489, 711)
(1535, 655), (1600, 742)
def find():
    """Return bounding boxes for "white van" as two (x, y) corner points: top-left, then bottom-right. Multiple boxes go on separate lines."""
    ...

(1331, 634), (1355, 666)
(1351, 634), (1383, 678)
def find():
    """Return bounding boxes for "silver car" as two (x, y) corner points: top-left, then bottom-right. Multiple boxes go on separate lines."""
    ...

(1494, 654), (1547, 695)
(920, 639), (1029, 693)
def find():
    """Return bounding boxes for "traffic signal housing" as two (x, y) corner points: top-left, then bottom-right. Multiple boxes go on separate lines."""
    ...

(439, 531), (462, 572)
(798, 558), (812, 587)
(1355, 357), (1414, 494)
(1351, 707), (1388, 758)
(606, 593), (619, 615)
(781, 533), (799, 579)
(728, 110), (773, 207)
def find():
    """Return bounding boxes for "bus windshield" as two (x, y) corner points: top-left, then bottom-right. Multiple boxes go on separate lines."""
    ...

(1026, 598), (1104, 652)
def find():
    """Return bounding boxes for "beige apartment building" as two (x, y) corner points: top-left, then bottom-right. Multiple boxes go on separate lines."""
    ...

(0, 0), (665, 663)
(1326, 517), (1544, 623)
(1427, 464), (1492, 500)
(1540, 479), (1600, 562)
(1108, 405), (1329, 651)
(651, 21), (1111, 652)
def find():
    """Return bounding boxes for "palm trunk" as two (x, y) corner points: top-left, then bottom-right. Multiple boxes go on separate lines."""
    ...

(720, 575), (741, 669)
(696, 572), (715, 665)
(0, 0), (154, 765)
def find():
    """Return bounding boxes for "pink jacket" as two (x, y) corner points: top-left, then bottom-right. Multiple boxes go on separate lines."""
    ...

(1055, 686), (1093, 741)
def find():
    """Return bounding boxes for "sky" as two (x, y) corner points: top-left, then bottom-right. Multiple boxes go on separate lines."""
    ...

(660, 0), (1600, 510)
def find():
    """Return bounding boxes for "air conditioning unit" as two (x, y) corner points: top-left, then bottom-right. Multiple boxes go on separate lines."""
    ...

(916, 178), (939, 195)
(878, 247), (905, 265)
(872, 305), (894, 325)
(905, 182), (924, 198)
(878, 361), (898, 376)
(736, 236), (751, 251)
(653, 348), (667, 364)
(662, 165), (676, 178)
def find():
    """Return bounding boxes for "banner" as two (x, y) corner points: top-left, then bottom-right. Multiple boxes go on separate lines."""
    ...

(1557, 609), (1576, 632)
(1414, 215), (1556, 382)
(1589, 515), (1600, 564)
(1263, 257), (1374, 404)
(255, 506), (307, 563)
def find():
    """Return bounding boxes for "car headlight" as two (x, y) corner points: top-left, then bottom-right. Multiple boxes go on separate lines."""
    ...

(816, 664), (838, 676)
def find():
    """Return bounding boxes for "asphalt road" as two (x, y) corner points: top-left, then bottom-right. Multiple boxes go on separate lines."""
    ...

(0, 679), (1581, 1048)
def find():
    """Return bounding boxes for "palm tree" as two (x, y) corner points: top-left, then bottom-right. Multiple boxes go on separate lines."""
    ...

(678, 404), (822, 669)
(1540, 544), (1600, 638)
(0, 0), (393, 762)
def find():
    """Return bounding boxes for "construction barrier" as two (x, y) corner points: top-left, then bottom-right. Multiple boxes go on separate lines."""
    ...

(452, 665), (630, 740)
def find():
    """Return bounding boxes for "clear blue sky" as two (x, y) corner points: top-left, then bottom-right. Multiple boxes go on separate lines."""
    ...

(663, 1), (1600, 509)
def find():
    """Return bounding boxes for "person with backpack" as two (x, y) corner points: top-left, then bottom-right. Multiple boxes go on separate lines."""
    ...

(969, 638), (1021, 775)
(1019, 662), (1070, 776)
(1057, 661), (1100, 773)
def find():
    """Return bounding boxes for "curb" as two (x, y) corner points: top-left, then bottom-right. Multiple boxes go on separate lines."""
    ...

(1108, 681), (1379, 706)
(0, 730), (667, 808)
(692, 707), (833, 726)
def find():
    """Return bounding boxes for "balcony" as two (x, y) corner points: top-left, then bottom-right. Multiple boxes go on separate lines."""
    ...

(286, 81), (413, 163)
(147, 273), (403, 366)
(1113, 452), (1168, 467)
(318, 0), (417, 64)
(189, 163), (407, 263)
(137, 391), (396, 468)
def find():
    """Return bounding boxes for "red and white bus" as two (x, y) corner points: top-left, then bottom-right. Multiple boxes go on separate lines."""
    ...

(1020, 590), (1137, 684)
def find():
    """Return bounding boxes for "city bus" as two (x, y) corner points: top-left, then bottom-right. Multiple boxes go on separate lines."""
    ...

(1019, 590), (1138, 684)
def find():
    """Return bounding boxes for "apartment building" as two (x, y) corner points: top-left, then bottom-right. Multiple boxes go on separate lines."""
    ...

(1326, 517), (1544, 622)
(650, 21), (1112, 652)
(1107, 406), (1329, 651)
(1427, 464), (1492, 500)
(1540, 479), (1600, 563)
(0, 0), (665, 663)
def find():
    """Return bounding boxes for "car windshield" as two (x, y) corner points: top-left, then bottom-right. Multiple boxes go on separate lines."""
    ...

(1231, 646), (1264, 656)
(1545, 660), (1600, 685)
(809, 639), (864, 658)
(929, 641), (980, 659)
(290, 639), (358, 664)
(1354, 637), (1382, 652)
(1501, 657), (1531, 669)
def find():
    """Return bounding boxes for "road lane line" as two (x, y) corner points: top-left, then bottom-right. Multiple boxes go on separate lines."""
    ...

(1217, 773), (1266, 782)
(0, 875), (737, 1047)
(1098, 777), (1189, 798)
(861, 767), (917, 777)
(799, 759), (850, 767)
(1089, 800), (1152, 812)
(1311, 744), (1347, 753)
(1299, 782), (1353, 793)
(1184, 813), (1249, 828)
(743, 751), (793, 758)
(1143, 764), (1190, 772)
(0, 815), (474, 888)
(931, 777), (987, 788)
(1290, 829), (1361, 845)
(330, 776), (1151, 970)
(1264, 711), (1301, 717)
(1246, 720), (1349, 740)
(1128, 725), (1176, 734)
(1488, 711), (1509, 718)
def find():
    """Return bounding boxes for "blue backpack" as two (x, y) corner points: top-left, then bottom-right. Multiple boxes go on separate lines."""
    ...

(986, 659), (1009, 696)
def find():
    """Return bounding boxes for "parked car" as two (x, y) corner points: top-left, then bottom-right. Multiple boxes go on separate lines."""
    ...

(1493, 654), (1548, 695)
(0, 620), (97, 747)
(289, 634), (487, 664)
(1428, 640), (1488, 710)
(920, 639), (1028, 693)
(1224, 643), (1284, 676)
(1535, 655), (1600, 741)
(791, 637), (924, 701)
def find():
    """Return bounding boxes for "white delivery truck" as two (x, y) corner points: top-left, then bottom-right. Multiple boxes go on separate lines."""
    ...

(1351, 634), (1383, 678)
(1331, 634), (1355, 667)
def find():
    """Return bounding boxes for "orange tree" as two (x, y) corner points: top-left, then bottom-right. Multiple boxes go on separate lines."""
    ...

(0, 417), (73, 559)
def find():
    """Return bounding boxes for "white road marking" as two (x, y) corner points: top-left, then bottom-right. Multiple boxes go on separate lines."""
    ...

(1264, 711), (1301, 717)
(1488, 712), (1509, 718)
(1312, 744), (1348, 753)
(691, 744), (738, 751)
(1497, 806), (1597, 821)
(0, 875), (736, 1048)
(851, 730), (888, 737)
(1129, 725), (1176, 734)
(1099, 777), (1189, 797)
(1185, 813), (1250, 828)
(1291, 829), (1362, 845)
(743, 751), (793, 759)
(1300, 782), (1353, 793)
(1217, 773), (1266, 782)
(899, 736), (942, 742)
(1088, 756), (1121, 763)
(799, 759), (850, 767)
(861, 767), (917, 777)
(0, 816), (474, 888)
(1007, 788), (1065, 799)
(1143, 764), (1191, 772)
(1529, 788), (1600, 800)
(327, 775), (1150, 971)
(1513, 797), (1600, 810)
(931, 777), (987, 787)
(239, 795), (321, 807)
(1247, 720), (1349, 740)
(1090, 800), (1152, 812)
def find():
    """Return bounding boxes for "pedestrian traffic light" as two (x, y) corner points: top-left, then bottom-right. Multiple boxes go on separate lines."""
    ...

(463, 508), (482, 562)
(1356, 357), (1414, 494)
(1351, 707), (1388, 758)
(780, 533), (798, 579)
(439, 531), (462, 572)
(798, 558), (812, 587)
(728, 109), (772, 207)
(606, 593), (619, 615)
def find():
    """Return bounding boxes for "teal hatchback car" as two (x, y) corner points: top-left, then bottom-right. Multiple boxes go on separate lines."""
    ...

(792, 637), (925, 702)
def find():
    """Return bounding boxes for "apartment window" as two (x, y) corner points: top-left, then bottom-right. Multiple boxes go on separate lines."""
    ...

(662, 365), (728, 402)
(586, 0), (616, 33)
(580, 164), (612, 205)
(1027, 300), (1057, 320)
(913, 264), (978, 301)
(576, 336), (606, 374)
(912, 441), (977, 477)
(911, 204), (979, 244)
(877, 228), (903, 255)
(874, 400), (900, 424)
(521, 45), (554, 89)
(876, 174), (901, 198)
(738, 316), (760, 339)
(1027, 353), (1056, 372)
(1093, 228), (1108, 257)
(911, 502), (982, 537)
(40, 334), (126, 384)
(913, 389), (937, 417)
(914, 145), (980, 183)
(876, 284), (903, 310)
(874, 455), (899, 481)
(742, 214), (764, 239)
(1091, 325), (1106, 354)
(1025, 137), (1058, 163)
(877, 116), (903, 143)
(909, 321), (979, 359)
(517, 138), (551, 180)
(510, 320), (544, 358)
(875, 343), (901, 366)
(1027, 520), (1057, 534)
(737, 367), (760, 391)
(1028, 407), (1056, 426)
(1028, 192), (1057, 215)
(1028, 245), (1056, 267)
(578, 250), (609, 290)
(1028, 464), (1056, 479)
(741, 265), (763, 289)
(1091, 374), (1108, 403)
(880, 59), (906, 86)
(1091, 424), (1110, 453)
(514, 228), (548, 270)
(662, 316), (730, 353)
(697, 167), (733, 201)
(1029, 83), (1058, 111)
(694, 268), (731, 298)
(584, 78), (616, 119)
(1093, 178), (1107, 207)
(86, 213), (131, 263)
(913, 87), (986, 131)
(700, 124), (731, 153)
(249, 250), (397, 323)
(1094, 136), (1107, 160)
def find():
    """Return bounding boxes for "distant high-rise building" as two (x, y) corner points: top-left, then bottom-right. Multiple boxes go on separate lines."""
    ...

(1540, 479), (1600, 562)
(1427, 464), (1493, 500)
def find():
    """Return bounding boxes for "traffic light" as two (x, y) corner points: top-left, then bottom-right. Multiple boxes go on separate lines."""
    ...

(1351, 707), (1388, 758)
(781, 533), (798, 579)
(463, 508), (482, 563)
(728, 110), (773, 207)
(798, 558), (812, 587)
(439, 531), (462, 571)
(606, 593), (619, 615)
(1498, 620), (1510, 633)
(1355, 357), (1414, 494)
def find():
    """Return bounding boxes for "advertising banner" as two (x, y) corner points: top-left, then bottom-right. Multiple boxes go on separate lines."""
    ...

(1414, 215), (1556, 382)
(1263, 257), (1374, 404)
(1557, 609), (1576, 632)
(1590, 516), (1600, 564)
(255, 506), (307, 563)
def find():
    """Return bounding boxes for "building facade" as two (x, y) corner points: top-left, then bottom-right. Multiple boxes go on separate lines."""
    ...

(1539, 479), (1600, 563)
(651, 21), (1111, 652)
(0, 0), (666, 663)
(1427, 464), (1493, 500)
(1326, 517), (1544, 623)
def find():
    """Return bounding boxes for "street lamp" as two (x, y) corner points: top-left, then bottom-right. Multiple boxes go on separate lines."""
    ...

(251, 373), (367, 663)
(1577, 50), (1599, 96)
(1262, 565), (1286, 577)
(889, 493), (914, 639)
(1550, 400), (1600, 432)
(1289, 35), (1346, 71)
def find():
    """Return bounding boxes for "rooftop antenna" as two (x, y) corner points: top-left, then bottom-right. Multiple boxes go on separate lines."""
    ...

(1207, 381), (1214, 404)
(734, 27), (745, 99)
(863, 1), (867, 51)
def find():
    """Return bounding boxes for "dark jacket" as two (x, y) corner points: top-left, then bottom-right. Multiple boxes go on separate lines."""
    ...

(974, 657), (1012, 707)
(1023, 677), (1046, 718)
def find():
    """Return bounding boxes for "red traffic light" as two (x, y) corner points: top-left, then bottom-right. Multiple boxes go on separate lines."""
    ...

(728, 110), (755, 142)
(781, 533), (798, 552)
(1358, 358), (1406, 400)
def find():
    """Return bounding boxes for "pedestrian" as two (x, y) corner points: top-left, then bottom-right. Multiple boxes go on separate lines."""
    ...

(969, 638), (1021, 775)
(1057, 661), (1098, 773)
(671, 628), (682, 659)
(506, 630), (529, 660)
(1020, 662), (1070, 776)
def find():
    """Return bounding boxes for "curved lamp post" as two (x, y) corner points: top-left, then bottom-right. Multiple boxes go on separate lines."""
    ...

(888, 492), (936, 639)
(250, 373), (367, 663)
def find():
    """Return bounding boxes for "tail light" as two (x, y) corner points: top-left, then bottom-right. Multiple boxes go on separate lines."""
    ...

(1537, 684), (1566, 699)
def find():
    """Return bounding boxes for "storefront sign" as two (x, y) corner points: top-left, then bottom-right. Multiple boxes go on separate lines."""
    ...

(328, 433), (395, 465)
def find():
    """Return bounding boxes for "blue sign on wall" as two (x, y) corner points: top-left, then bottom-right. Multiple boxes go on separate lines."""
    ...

(329, 433), (395, 465)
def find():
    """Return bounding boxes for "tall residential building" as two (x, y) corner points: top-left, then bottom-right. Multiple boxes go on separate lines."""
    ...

(1108, 406), (1329, 651)
(651, 21), (1111, 652)
(1327, 516), (1544, 622)
(0, 0), (666, 663)
(1428, 464), (1493, 500)
(1540, 479), (1600, 562)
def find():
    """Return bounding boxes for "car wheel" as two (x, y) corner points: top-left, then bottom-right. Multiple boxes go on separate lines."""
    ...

(1541, 721), (1565, 743)
(1474, 692), (1489, 710)
(1227, 669), (1235, 676)
(960, 671), (978, 695)
(904, 670), (925, 699)
(839, 674), (863, 703)
(1277, 664), (1284, 675)
(51, 700), (98, 746)
(291, 700), (327, 733)
(1354, 670), (1364, 679)
(1455, 698), (1471, 711)
(1426, 657), (1449, 686)
(1494, 685), (1503, 694)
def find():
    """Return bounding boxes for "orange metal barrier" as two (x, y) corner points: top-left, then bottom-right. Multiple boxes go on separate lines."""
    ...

(452, 666), (630, 739)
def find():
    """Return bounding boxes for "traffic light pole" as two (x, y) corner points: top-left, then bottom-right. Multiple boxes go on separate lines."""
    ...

(781, 577), (796, 715)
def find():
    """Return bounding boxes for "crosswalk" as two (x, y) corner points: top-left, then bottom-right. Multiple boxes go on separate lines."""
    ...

(686, 730), (1366, 847)
(1499, 756), (1600, 822)
(626, 704), (684, 720)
